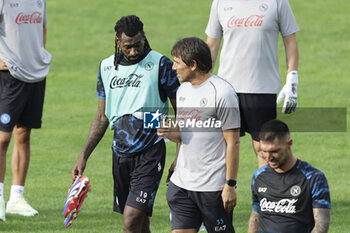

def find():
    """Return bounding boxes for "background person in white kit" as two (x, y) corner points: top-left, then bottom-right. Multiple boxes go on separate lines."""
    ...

(0, 0), (51, 221)
(205, 0), (299, 167)
(158, 37), (240, 233)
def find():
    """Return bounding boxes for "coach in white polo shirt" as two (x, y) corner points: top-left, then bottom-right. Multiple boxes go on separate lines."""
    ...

(206, 0), (299, 167)
(158, 37), (240, 233)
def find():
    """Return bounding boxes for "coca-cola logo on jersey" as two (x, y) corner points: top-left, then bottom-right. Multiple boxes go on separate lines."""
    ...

(16, 12), (43, 24)
(110, 74), (142, 89)
(177, 109), (203, 122)
(227, 15), (264, 28)
(260, 198), (297, 214)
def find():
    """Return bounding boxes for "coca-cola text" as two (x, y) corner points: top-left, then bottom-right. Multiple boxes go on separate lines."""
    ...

(110, 74), (142, 89)
(260, 198), (297, 214)
(16, 12), (43, 24)
(227, 15), (264, 28)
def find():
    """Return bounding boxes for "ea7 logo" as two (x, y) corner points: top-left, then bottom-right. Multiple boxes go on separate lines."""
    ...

(258, 187), (267, 192)
(136, 197), (146, 203)
(136, 191), (148, 203)
(104, 66), (112, 71)
(215, 225), (226, 232)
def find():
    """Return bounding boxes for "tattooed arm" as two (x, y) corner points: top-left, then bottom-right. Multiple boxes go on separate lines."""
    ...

(72, 99), (109, 181)
(248, 210), (259, 233)
(311, 208), (330, 233)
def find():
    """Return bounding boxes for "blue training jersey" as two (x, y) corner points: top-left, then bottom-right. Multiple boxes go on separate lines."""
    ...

(96, 49), (179, 157)
(251, 159), (331, 233)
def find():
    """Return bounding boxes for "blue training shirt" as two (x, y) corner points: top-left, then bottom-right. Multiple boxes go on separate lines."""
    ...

(251, 159), (331, 233)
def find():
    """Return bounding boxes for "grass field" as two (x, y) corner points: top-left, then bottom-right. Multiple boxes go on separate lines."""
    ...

(1, 0), (349, 232)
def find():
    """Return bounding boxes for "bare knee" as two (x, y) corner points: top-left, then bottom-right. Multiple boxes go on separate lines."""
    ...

(0, 131), (12, 153)
(13, 126), (31, 145)
(252, 140), (267, 168)
(123, 205), (149, 233)
(172, 229), (197, 233)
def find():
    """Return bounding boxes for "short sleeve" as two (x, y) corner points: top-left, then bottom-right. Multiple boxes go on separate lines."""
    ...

(96, 63), (105, 99)
(43, 0), (47, 25)
(0, 1), (4, 14)
(278, 0), (300, 36)
(251, 174), (260, 212)
(205, 0), (223, 39)
(159, 56), (180, 100)
(216, 85), (240, 130)
(310, 172), (331, 209)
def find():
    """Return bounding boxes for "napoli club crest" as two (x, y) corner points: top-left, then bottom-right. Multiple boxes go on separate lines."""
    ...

(145, 62), (154, 71)
(259, 3), (268, 12)
(290, 185), (301, 197)
(0, 113), (11, 125)
(200, 98), (208, 107)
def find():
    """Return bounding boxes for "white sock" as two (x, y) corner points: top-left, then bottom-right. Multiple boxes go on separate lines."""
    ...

(9, 185), (24, 202)
(0, 183), (4, 202)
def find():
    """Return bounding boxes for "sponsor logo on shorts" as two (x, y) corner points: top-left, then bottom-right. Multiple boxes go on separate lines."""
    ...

(0, 113), (11, 125)
(215, 218), (226, 232)
(136, 191), (148, 204)
(215, 225), (227, 232)
(258, 187), (267, 192)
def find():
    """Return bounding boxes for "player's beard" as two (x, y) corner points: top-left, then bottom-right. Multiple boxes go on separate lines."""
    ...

(270, 148), (289, 170)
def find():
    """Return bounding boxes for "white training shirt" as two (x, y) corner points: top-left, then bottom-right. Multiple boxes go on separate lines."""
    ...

(0, 0), (51, 82)
(170, 75), (240, 192)
(205, 0), (299, 93)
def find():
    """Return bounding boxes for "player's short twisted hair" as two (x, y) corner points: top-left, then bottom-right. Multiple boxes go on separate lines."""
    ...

(259, 120), (290, 142)
(113, 15), (151, 69)
(171, 37), (212, 73)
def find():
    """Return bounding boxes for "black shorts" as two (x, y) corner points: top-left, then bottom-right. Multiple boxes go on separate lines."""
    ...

(0, 71), (46, 132)
(167, 182), (235, 233)
(237, 93), (276, 141)
(112, 140), (165, 216)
